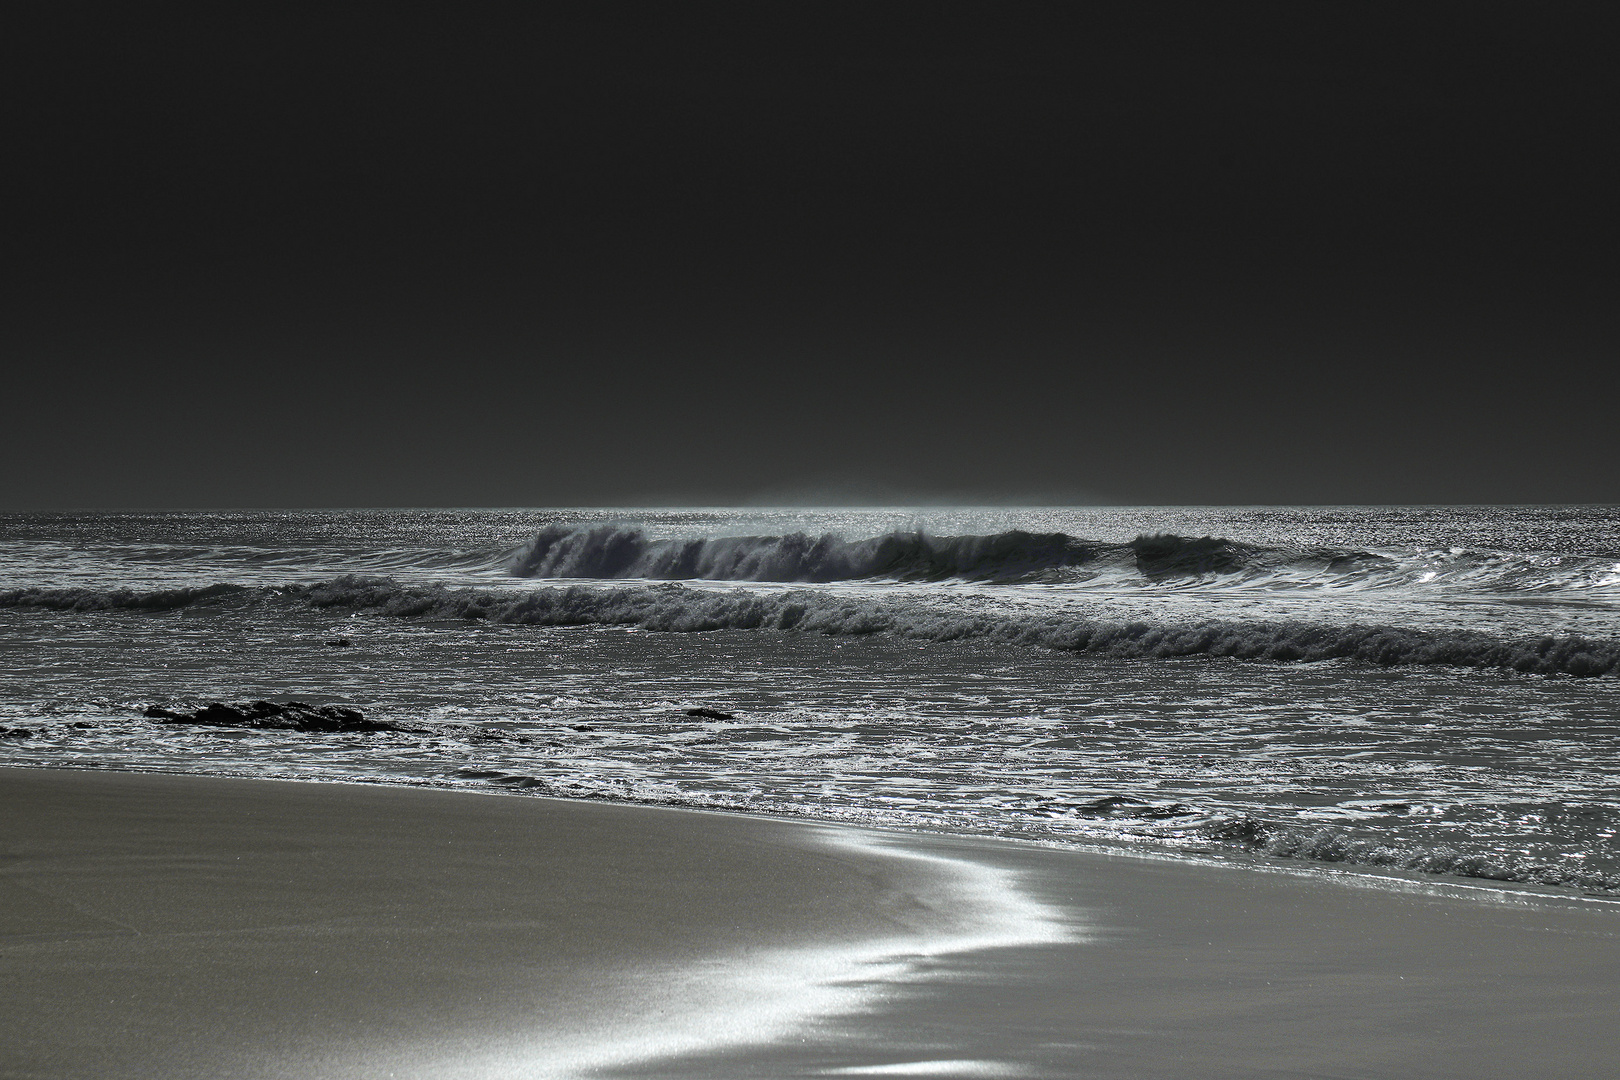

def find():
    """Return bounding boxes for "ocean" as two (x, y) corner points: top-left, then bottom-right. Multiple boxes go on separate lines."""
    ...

(3, 506), (1618, 893)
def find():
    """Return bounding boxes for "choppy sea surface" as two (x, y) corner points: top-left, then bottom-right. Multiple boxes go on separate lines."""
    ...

(3, 506), (1618, 893)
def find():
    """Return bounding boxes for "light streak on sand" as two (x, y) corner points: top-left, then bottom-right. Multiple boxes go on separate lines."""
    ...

(818, 1061), (1034, 1077)
(371, 828), (1080, 1079)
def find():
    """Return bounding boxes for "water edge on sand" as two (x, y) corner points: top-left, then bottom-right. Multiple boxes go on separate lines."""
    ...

(2, 767), (1617, 1079)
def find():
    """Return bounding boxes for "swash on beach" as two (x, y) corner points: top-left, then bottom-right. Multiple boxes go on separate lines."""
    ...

(4, 505), (1618, 893)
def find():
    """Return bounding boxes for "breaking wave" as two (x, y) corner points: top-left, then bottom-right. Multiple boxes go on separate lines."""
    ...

(502, 526), (1405, 585)
(301, 578), (1617, 675)
(506, 526), (1109, 582)
(504, 525), (1620, 592)
(6, 576), (1615, 675)
(0, 582), (249, 611)
(307, 576), (1609, 676)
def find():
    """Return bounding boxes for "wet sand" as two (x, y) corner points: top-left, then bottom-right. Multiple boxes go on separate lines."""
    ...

(2, 767), (1616, 1079)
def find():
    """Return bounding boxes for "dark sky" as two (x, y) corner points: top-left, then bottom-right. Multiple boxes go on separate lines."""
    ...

(4, 4), (1615, 508)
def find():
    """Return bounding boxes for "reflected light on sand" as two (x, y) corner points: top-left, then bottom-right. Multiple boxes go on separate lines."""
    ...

(359, 827), (1080, 1079)
(818, 1060), (1034, 1077)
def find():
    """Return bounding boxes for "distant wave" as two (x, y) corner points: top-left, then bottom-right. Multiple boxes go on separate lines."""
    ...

(6, 577), (1615, 676)
(0, 582), (248, 611)
(22, 526), (1611, 594)
(506, 526), (1107, 582)
(301, 577), (1617, 676)
(504, 526), (1390, 584)
(505, 525), (1620, 593)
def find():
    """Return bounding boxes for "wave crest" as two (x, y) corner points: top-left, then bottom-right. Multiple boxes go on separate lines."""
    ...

(501, 525), (1435, 587)
(502, 524), (1620, 594)
(506, 526), (1103, 582)
(298, 577), (1619, 677)
(8, 575), (1614, 676)
(0, 583), (247, 611)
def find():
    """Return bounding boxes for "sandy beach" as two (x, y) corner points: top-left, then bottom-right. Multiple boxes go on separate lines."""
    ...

(2, 767), (1616, 1079)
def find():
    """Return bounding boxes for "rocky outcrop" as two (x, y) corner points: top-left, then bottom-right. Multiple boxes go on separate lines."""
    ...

(683, 707), (736, 720)
(144, 700), (414, 734)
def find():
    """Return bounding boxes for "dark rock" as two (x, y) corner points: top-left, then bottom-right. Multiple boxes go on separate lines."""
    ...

(684, 707), (736, 721)
(143, 700), (409, 734)
(326, 638), (353, 647)
(0, 727), (33, 739)
(136, 701), (546, 743)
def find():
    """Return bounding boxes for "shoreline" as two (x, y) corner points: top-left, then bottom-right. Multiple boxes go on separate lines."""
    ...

(14, 760), (1619, 910)
(4, 766), (1618, 1078)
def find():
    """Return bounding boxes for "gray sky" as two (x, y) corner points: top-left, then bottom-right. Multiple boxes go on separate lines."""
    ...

(4, 6), (1615, 508)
